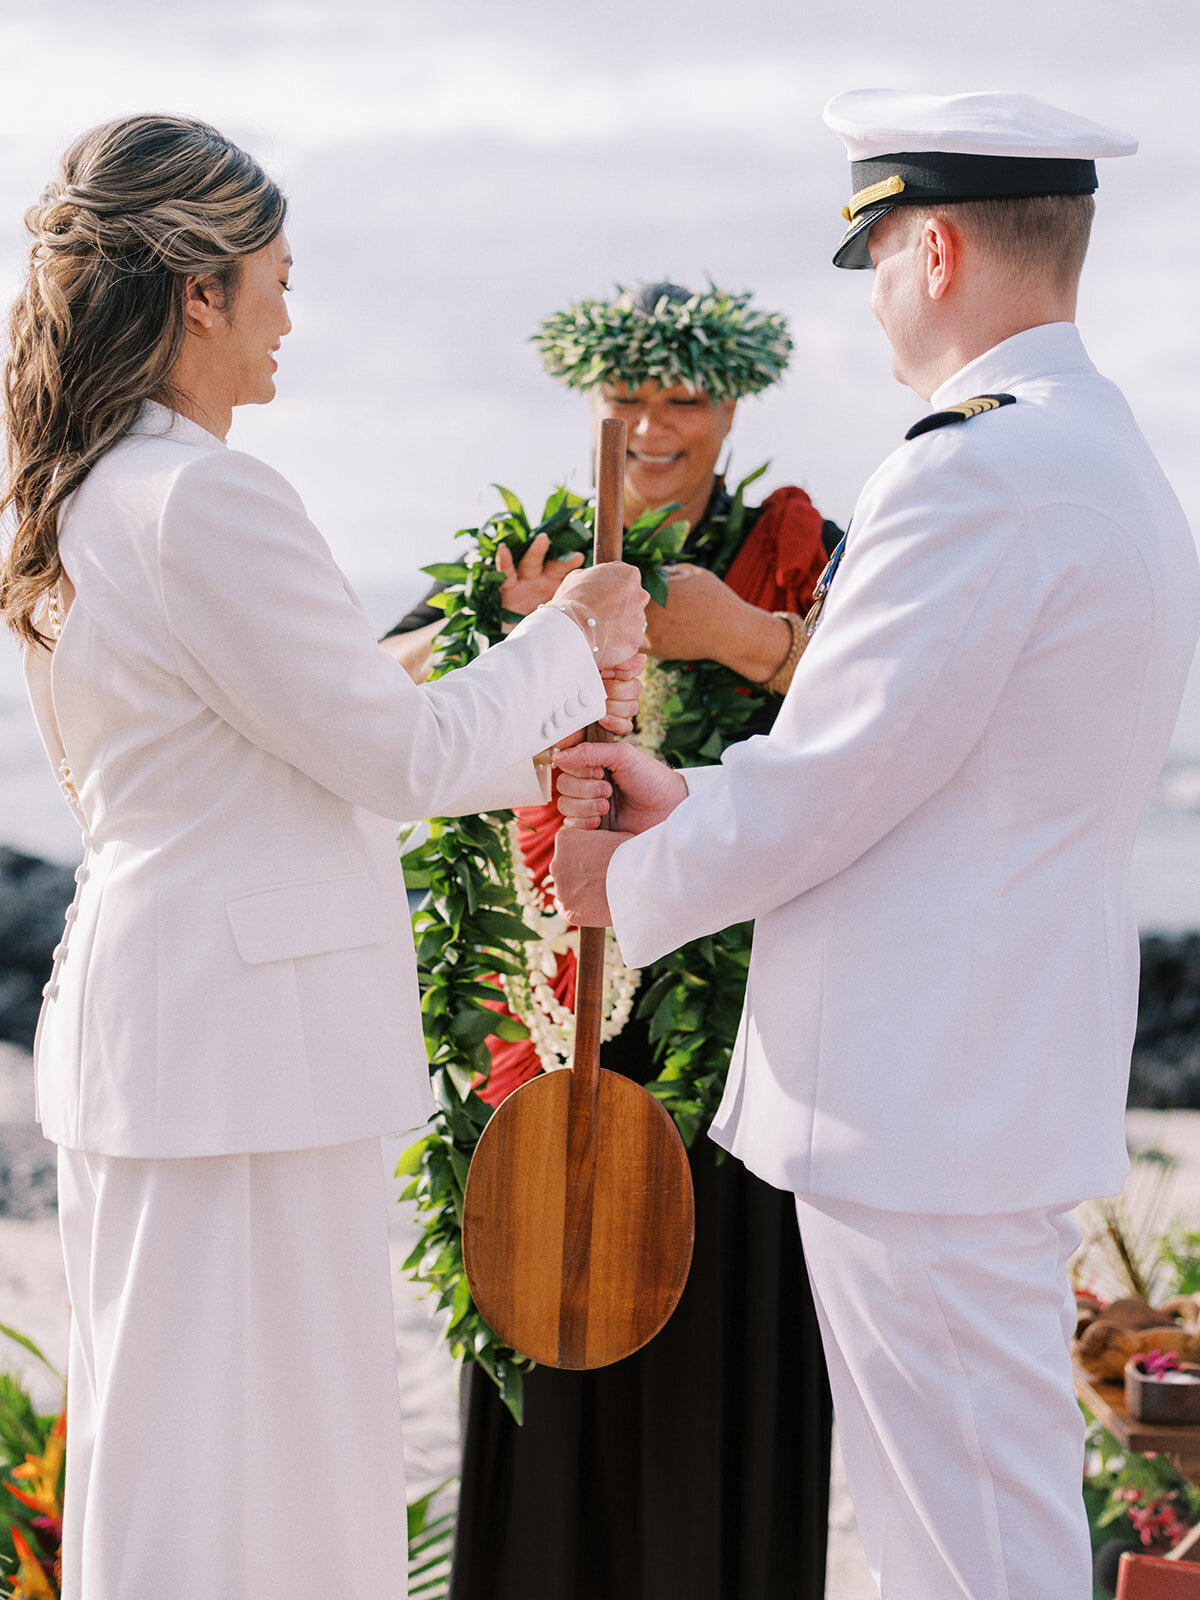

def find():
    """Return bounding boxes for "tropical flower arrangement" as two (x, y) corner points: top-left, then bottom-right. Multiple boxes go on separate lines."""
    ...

(1074, 1148), (1200, 1587)
(1084, 1408), (1198, 1581)
(0, 1327), (64, 1600)
(397, 471), (779, 1418)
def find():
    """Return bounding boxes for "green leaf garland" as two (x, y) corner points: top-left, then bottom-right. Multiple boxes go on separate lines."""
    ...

(533, 287), (793, 400)
(397, 473), (778, 1417)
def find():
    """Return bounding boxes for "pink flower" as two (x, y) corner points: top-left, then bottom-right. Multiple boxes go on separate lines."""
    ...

(1137, 1348), (1184, 1378)
(1126, 1491), (1189, 1552)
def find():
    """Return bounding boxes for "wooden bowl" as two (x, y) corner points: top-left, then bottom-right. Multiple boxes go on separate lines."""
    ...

(1125, 1360), (1200, 1424)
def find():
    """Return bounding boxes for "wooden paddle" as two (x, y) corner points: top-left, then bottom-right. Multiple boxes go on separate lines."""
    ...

(462, 416), (695, 1370)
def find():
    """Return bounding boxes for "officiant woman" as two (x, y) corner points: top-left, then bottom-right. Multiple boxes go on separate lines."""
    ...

(384, 281), (837, 1600)
(0, 113), (648, 1600)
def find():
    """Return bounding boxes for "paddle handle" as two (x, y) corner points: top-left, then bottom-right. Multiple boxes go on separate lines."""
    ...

(569, 417), (625, 1082)
(593, 415), (627, 568)
(560, 418), (626, 1358)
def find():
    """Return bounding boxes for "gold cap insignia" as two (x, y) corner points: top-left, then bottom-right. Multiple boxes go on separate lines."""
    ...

(841, 173), (906, 223)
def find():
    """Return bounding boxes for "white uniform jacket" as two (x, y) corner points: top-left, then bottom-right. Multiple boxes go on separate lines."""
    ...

(26, 403), (607, 1159)
(608, 323), (1200, 1215)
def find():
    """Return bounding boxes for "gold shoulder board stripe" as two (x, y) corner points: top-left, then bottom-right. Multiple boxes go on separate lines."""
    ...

(905, 393), (1016, 441)
(841, 173), (906, 223)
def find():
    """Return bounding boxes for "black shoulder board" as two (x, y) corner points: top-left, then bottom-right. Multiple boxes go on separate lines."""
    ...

(905, 393), (1016, 441)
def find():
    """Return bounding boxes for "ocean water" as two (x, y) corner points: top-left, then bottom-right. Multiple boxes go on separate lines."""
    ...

(7, 569), (1200, 931)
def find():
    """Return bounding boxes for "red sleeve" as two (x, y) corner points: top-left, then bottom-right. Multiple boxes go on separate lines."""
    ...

(722, 485), (829, 613)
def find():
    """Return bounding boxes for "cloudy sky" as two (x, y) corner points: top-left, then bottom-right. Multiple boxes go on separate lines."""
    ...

(2, 0), (1198, 868)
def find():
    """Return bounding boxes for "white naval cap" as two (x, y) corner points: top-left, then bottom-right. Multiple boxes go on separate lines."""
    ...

(823, 88), (1138, 269)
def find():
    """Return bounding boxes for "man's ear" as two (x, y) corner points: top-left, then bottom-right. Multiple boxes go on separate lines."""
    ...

(182, 273), (227, 336)
(715, 397), (737, 441)
(923, 216), (959, 302)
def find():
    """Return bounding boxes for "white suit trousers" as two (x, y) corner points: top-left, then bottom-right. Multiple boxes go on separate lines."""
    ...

(795, 1196), (1091, 1600)
(57, 1140), (409, 1600)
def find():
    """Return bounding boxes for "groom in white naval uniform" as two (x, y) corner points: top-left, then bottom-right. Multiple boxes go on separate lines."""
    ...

(551, 90), (1200, 1598)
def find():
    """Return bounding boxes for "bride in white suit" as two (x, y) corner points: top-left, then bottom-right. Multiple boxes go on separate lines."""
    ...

(0, 114), (647, 1600)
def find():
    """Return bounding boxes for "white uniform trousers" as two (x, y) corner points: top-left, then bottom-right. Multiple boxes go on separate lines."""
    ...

(795, 1195), (1090, 1600)
(57, 1139), (409, 1600)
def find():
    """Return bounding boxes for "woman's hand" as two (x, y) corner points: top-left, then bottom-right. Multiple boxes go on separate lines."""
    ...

(554, 741), (686, 834)
(597, 651), (644, 734)
(545, 563), (650, 668)
(497, 533), (585, 621)
(546, 653), (645, 761)
(645, 564), (792, 682)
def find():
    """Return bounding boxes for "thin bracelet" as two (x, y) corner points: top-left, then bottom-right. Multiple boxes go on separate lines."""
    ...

(762, 611), (807, 694)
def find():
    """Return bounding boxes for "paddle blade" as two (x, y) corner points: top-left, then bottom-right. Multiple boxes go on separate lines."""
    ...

(463, 1069), (694, 1369)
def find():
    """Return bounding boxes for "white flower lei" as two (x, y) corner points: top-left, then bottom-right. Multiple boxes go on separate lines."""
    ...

(499, 659), (681, 1072)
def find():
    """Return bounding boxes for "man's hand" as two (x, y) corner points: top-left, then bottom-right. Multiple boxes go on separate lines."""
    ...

(555, 741), (686, 833)
(645, 564), (792, 682)
(550, 828), (630, 927)
(545, 563), (650, 669)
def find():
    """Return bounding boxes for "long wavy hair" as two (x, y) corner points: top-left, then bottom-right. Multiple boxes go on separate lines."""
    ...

(0, 114), (287, 648)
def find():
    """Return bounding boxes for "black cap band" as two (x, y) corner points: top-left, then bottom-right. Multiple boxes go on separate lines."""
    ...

(849, 151), (1098, 212)
(834, 151), (1099, 269)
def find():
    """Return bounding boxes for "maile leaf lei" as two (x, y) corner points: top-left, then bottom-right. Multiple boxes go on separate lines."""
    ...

(397, 470), (775, 1419)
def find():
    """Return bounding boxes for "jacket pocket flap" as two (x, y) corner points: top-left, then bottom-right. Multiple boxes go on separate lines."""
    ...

(226, 875), (390, 965)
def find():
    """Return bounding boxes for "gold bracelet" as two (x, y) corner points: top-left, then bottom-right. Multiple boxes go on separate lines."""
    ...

(762, 611), (807, 695)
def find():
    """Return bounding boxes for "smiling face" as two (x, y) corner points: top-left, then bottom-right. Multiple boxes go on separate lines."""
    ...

(592, 379), (736, 528)
(223, 230), (293, 407)
(172, 229), (294, 437)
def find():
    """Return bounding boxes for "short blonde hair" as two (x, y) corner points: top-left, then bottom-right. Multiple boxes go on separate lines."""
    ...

(900, 192), (1095, 292)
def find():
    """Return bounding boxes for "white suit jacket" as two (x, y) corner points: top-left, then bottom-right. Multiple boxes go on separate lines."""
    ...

(608, 323), (1200, 1215)
(26, 403), (607, 1158)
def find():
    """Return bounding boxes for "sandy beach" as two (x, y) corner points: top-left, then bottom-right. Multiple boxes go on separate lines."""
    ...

(7, 1036), (1200, 1598)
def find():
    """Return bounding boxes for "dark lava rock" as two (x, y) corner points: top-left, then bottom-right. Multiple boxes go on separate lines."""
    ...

(3, 837), (1200, 1109)
(0, 846), (76, 1051)
(1130, 933), (1200, 1109)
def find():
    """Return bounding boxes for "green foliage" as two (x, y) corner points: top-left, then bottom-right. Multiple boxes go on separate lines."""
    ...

(397, 474), (780, 1408)
(0, 1370), (48, 1562)
(1159, 1229), (1200, 1296)
(1076, 1146), (1196, 1305)
(533, 286), (793, 400)
(407, 1481), (456, 1600)
(637, 924), (753, 1146)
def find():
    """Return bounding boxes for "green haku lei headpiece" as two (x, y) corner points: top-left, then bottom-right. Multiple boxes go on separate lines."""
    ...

(532, 280), (793, 401)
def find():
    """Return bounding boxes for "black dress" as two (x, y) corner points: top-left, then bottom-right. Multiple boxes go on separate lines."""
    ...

(387, 492), (837, 1599)
(449, 1025), (833, 1600)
